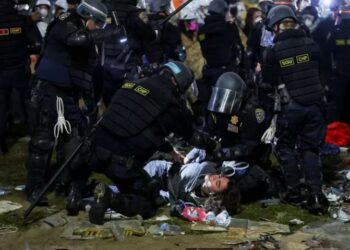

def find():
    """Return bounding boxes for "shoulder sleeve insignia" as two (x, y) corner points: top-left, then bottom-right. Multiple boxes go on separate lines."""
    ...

(134, 86), (150, 96)
(59, 12), (71, 20)
(255, 108), (266, 124)
(230, 115), (239, 125)
(121, 82), (135, 89)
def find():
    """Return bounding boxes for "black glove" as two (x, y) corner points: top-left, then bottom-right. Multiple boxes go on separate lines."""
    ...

(90, 26), (121, 43)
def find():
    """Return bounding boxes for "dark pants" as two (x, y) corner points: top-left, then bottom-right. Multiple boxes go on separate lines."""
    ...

(0, 68), (29, 151)
(26, 79), (83, 195)
(72, 144), (158, 219)
(275, 100), (326, 194)
(328, 74), (350, 124)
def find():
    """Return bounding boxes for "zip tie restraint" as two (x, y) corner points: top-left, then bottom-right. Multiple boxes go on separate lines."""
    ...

(54, 96), (71, 139)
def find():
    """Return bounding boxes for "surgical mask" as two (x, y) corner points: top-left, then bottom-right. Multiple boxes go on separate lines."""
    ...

(185, 20), (199, 31)
(304, 18), (313, 27)
(39, 8), (48, 18)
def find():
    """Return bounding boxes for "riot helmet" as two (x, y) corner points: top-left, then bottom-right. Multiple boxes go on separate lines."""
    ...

(163, 61), (195, 93)
(77, 0), (108, 27)
(208, 72), (247, 114)
(267, 5), (298, 30)
(301, 5), (318, 28)
(208, 0), (228, 16)
(339, 4), (350, 21)
(259, 0), (274, 15)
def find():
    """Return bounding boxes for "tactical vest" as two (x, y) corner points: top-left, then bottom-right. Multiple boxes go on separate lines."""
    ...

(330, 22), (350, 76)
(274, 36), (324, 105)
(0, 11), (28, 70)
(96, 75), (178, 155)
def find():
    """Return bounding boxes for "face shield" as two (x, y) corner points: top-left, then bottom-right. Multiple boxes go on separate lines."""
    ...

(207, 86), (244, 114)
(77, 1), (107, 28)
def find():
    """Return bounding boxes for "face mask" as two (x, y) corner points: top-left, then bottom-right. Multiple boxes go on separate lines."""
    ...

(186, 20), (199, 31)
(304, 18), (313, 27)
(39, 8), (48, 18)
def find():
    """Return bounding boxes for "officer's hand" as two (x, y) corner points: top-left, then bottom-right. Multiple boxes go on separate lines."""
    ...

(171, 150), (185, 164)
(255, 63), (261, 73)
(31, 11), (42, 22)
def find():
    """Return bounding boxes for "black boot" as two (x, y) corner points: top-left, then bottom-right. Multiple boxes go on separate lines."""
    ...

(66, 183), (84, 216)
(26, 188), (49, 206)
(282, 184), (308, 206)
(89, 183), (121, 225)
(306, 193), (329, 215)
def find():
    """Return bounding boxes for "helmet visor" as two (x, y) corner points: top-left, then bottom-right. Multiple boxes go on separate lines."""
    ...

(208, 87), (243, 114)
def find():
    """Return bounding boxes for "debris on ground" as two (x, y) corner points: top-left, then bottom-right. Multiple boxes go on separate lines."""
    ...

(259, 198), (281, 207)
(220, 219), (290, 245)
(0, 224), (18, 235)
(148, 223), (184, 236)
(40, 214), (67, 229)
(0, 200), (22, 214)
(289, 218), (304, 225)
(190, 223), (228, 232)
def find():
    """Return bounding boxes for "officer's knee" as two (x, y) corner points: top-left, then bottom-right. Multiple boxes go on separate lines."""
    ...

(29, 132), (54, 153)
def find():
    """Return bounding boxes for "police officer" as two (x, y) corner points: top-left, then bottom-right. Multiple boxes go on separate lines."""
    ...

(26, 0), (118, 205)
(326, 4), (350, 124)
(263, 5), (328, 214)
(0, 0), (32, 154)
(101, 0), (156, 106)
(198, 0), (238, 94)
(142, 0), (184, 72)
(65, 62), (198, 223)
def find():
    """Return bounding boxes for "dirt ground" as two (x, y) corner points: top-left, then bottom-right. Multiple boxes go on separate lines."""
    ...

(0, 138), (349, 250)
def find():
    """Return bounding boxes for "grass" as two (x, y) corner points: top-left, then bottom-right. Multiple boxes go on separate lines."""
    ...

(0, 135), (345, 232)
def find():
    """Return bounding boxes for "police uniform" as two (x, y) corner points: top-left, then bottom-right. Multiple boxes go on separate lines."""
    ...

(101, 1), (156, 106)
(72, 71), (195, 221)
(263, 28), (326, 205)
(199, 13), (238, 90)
(326, 8), (350, 123)
(0, 0), (30, 153)
(26, 10), (105, 204)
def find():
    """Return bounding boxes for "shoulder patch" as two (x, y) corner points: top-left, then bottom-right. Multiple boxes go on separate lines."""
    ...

(59, 12), (71, 20)
(255, 108), (265, 124)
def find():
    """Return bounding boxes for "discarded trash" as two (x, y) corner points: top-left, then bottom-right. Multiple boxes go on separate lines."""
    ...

(215, 210), (231, 227)
(154, 215), (170, 221)
(61, 225), (114, 240)
(14, 185), (26, 191)
(40, 214), (67, 229)
(0, 190), (11, 196)
(0, 200), (22, 214)
(190, 223), (227, 232)
(259, 198), (281, 207)
(148, 223), (184, 236)
(289, 218), (304, 225)
(204, 211), (216, 225)
(107, 219), (145, 237)
(330, 206), (350, 222)
(181, 206), (206, 222)
(0, 224), (18, 235)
